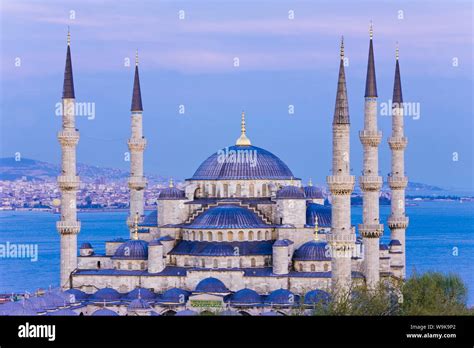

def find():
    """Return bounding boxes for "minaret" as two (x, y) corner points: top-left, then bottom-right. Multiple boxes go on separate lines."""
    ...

(57, 29), (81, 289)
(359, 23), (383, 288)
(236, 111), (251, 146)
(127, 50), (147, 237)
(326, 37), (356, 296)
(388, 44), (409, 279)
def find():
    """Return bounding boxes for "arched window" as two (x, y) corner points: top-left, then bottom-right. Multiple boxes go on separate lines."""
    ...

(212, 184), (216, 196)
(227, 259), (232, 268)
(140, 262), (145, 270)
(117, 262), (121, 270)
(192, 231), (196, 240)
(265, 231), (270, 240)
(201, 259), (205, 268)
(236, 184), (242, 196)
(248, 231), (254, 241)
(262, 184), (267, 196)
(251, 258), (256, 267)
(207, 232), (212, 241)
(128, 263), (132, 270)
(213, 259), (218, 268)
(249, 183), (255, 197)
(97, 261), (101, 269)
(310, 264), (316, 272)
(223, 184), (229, 197)
(324, 263), (329, 272)
(238, 231), (244, 241)
(257, 231), (262, 240)
(184, 258), (189, 266)
(227, 231), (233, 241)
(239, 259), (244, 268)
(199, 231), (203, 241)
(298, 264), (303, 272)
(218, 232), (223, 241)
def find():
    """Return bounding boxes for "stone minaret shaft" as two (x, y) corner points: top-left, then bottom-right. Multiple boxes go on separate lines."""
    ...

(388, 47), (408, 279)
(57, 31), (81, 289)
(359, 28), (383, 288)
(127, 51), (147, 237)
(326, 38), (356, 295)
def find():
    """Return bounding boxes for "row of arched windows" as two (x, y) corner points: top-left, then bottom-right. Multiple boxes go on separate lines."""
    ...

(296, 263), (329, 272)
(116, 262), (146, 270)
(184, 230), (271, 242)
(181, 257), (260, 268)
(196, 182), (269, 198)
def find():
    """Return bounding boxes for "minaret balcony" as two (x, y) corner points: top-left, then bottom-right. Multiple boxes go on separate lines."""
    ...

(57, 130), (79, 146)
(388, 136), (408, 150)
(358, 223), (384, 238)
(359, 130), (382, 147)
(326, 175), (355, 195)
(387, 216), (409, 229)
(128, 138), (147, 151)
(128, 176), (147, 190)
(358, 175), (382, 191)
(56, 220), (81, 234)
(388, 176), (408, 189)
(57, 175), (80, 190)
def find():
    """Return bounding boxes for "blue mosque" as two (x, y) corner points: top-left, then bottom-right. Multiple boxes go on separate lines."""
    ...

(0, 25), (409, 316)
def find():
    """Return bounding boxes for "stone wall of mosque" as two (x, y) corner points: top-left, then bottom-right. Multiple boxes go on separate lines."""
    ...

(275, 199), (306, 226)
(157, 200), (189, 226)
(277, 227), (314, 249)
(78, 256), (113, 270)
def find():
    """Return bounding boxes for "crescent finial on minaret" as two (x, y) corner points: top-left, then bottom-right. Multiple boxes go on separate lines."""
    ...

(67, 26), (71, 46)
(369, 21), (373, 39)
(169, 178), (174, 188)
(236, 110), (251, 146)
(396, 42), (399, 60)
(135, 49), (139, 66)
(308, 178), (313, 187)
(340, 36), (344, 59)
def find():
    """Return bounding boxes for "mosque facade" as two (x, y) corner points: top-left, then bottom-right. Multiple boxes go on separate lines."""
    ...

(46, 26), (408, 316)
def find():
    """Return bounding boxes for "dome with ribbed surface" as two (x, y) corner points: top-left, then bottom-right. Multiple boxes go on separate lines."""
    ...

(306, 203), (331, 227)
(90, 288), (121, 301)
(159, 288), (190, 304)
(65, 289), (88, 302)
(113, 240), (148, 260)
(230, 288), (262, 305)
(128, 298), (151, 310)
(191, 145), (294, 180)
(157, 187), (186, 200)
(80, 242), (92, 249)
(304, 186), (324, 199)
(304, 289), (331, 305)
(293, 240), (330, 261)
(195, 277), (229, 293)
(264, 289), (298, 305)
(124, 288), (155, 300)
(186, 205), (268, 229)
(92, 308), (119, 316)
(276, 186), (305, 199)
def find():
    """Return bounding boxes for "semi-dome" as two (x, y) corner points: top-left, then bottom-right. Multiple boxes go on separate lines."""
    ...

(304, 185), (324, 199)
(264, 289), (298, 305)
(306, 203), (331, 227)
(186, 204), (268, 229)
(80, 242), (92, 249)
(159, 288), (190, 304)
(195, 277), (229, 293)
(293, 240), (331, 261)
(304, 289), (331, 305)
(230, 288), (262, 305)
(276, 186), (306, 199)
(113, 240), (148, 260)
(190, 145), (294, 180)
(92, 308), (119, 316)
(90, 288), (121, 301)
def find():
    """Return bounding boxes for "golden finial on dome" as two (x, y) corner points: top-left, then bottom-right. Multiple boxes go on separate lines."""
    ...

(308, 178), (313, 187)
(340, 36), (344, 59)
(313, 216), (319, 240)
(236, 111), (251, 146)
(67, 26), (71, 46)
(395, 42), (399, 60)
(169, 178), (174, 188)
(135, 49), (139, 66)
(369, 21), (373, 39)
(133, 212), (139, 240)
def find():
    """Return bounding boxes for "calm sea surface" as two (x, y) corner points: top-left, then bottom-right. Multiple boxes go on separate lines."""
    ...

(0, 201), (473, 304)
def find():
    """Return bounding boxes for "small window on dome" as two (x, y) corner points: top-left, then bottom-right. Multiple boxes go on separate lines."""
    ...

(257, 231), (262, 240)
(227, 231), (233, 241)
(299, 264), (303, 272)
(311, 264), (316, 272)
(207, 232), (212, 241)
(248, 231), (254, 241)
(324, 263), (329, 272)
(213, 259), (218, 268)
(238, 231), (244, 241)
(251, 258), (256, 267)
(218, 232), (223, 241)
(227, 259), (232, 268)
(199, 231), (203, 241)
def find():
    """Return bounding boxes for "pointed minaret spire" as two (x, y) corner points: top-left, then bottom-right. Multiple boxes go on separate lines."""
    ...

(365, 22), (377, 98)
(62, 28), (75, 99)
(333, 36), (350, 125)
(131, 49), (143, 112)
(393, 43), (403, 104)
(236, 111), (251, 146)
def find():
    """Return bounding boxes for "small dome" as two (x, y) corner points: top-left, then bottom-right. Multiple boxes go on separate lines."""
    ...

(124, 288), (155, 301)
(128, 298), (151, 310)
(293, 240), (331, 261)
(304, 289), (331, 305)
(195, 277), (229, 293)
(90, 288), (121, 301)
(389, 239), (401, 246)
(46, 308), (78, 316)
(306, 203), (331, 227)
(42, 292), (68, 309)
(230, 288), (262, 305)
(191, 145), (294, 180)
(157, 187), (185, 200)
(159, 288), (190, 304)
(273, 239), (292, 247)
(276, 186), (305, 199)
(175, 309), (198, 316)
(187, 205), (268, 229)
(80, 242), (92, 249)
(65, 289), (88, 302)
(265, 289), (298, 305)
(379, 244), (389, 250)
(92, 308), (119, 316)
(24, 297), (48, 310)
(304, 186), (324, 199)
(113, 240), (148, 260)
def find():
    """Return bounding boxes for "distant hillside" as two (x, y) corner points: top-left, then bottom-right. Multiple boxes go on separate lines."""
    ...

(0, 158), (165, 183)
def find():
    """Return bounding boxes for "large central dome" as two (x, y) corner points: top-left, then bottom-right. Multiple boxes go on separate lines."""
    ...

(190, 145), (294, 180)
